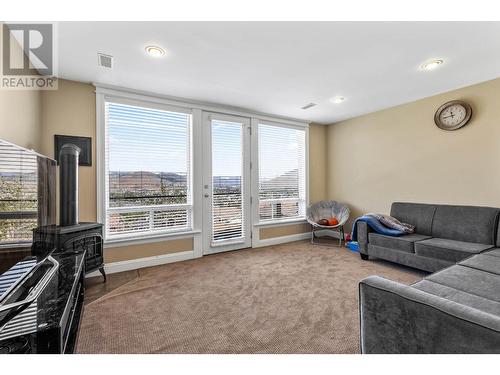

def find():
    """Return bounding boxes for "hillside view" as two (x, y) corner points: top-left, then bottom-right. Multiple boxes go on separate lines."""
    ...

(108, 169), (300, 206)
(107, 169), (301, 237)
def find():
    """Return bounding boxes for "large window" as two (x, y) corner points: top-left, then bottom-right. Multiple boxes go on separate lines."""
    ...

(258, 123), (306, 222)
(104, 101), (192, 240)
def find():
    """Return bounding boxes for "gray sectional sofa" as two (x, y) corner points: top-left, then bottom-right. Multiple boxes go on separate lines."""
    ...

(357, 202), (499, 272)
(358, 202), (500, 353)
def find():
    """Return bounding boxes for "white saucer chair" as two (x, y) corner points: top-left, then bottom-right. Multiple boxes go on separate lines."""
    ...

(306, 201), (350, 246)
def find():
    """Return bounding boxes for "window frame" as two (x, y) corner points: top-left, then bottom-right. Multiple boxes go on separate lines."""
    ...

(251, 119), (309, 226)
(96, 85), (309, 248)
(99, 96), (195, 243)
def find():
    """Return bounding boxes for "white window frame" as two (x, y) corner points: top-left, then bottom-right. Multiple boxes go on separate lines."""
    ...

(95, 84), (308, 248)
(250, 119), (310, 227)
(96, 92), (201, 245)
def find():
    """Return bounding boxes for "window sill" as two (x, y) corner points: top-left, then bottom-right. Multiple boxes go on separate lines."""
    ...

(104, 229), (201, 248)
(254, 217), (307, 228)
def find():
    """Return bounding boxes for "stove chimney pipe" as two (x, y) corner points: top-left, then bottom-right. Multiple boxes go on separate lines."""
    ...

(59, 144), (80, 227)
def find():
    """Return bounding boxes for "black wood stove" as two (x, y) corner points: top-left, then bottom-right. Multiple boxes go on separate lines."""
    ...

(35, 143), (106, 281)
(33, 222), (105, 281)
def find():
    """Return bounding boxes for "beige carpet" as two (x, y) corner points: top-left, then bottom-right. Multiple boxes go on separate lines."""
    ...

(77, 241), (425, 354)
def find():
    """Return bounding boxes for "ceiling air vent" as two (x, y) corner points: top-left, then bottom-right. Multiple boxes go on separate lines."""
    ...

(97, 53), (113, 69)
(301, 103), (316, 110)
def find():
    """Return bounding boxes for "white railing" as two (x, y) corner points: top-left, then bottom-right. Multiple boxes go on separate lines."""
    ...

(259, 198), (305, 221)
(106, 203), (192, 238)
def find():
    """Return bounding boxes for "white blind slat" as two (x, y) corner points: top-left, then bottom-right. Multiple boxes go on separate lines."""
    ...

(258, 124), (306, 221)
(211, 120), (245, 242)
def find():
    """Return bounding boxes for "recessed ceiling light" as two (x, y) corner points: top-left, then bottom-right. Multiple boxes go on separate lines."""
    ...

(421, 59), (444, 71)
(145, 46), (166, 58)
(330, 96), (345, 104)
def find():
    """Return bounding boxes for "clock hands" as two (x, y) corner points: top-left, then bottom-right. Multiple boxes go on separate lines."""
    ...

(435, 101), (471, 130)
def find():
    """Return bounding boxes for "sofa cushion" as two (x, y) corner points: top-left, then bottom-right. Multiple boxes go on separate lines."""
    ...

(367, 244), (453, 272)
(415, 238), (493, 263)
(431, 205), (499, 245)
(368, 233), (431, 253)
(425, 265), (500, 303)
(390, 202), (437, 236)
(412, 279), (500, 316)
(484, 248), (500, 258)
(459, 254), (500, 276)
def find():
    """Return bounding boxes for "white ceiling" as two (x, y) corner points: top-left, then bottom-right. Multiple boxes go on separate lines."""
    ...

(57, 22), (500, 124)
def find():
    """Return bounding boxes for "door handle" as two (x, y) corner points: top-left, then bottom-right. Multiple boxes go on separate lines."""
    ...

(204, 193), (210, 198)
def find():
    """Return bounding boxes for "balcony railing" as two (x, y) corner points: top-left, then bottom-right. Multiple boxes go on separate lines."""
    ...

(105, 192), (306, 239)
(106, 200), (192, 238)
(259, 197), (305, 221)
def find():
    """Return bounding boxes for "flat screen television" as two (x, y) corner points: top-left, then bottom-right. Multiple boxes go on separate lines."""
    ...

(0, 138), (56, 272)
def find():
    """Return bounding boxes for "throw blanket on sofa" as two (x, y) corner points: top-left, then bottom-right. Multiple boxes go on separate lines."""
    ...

(366, 213), (415, 234)
(351, 214), (414, 241)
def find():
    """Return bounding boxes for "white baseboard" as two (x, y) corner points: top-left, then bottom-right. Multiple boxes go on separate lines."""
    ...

(86, 250), (197, 277)
(253, 232), (311, 248)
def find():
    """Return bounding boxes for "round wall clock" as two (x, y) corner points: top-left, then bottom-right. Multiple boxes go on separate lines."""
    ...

(434, 100), (472, 131)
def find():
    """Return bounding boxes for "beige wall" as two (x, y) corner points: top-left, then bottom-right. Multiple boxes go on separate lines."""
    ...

(0, 90), (41, 151)
(258, 123), (327, 239)
(105, 238), (194, 263)
(308, 123), (328, 203)
(259, 223), (311, 240)
(40, 79), (97, 222)
(0, 26), (42, 151)
(326, 77), (500, 231)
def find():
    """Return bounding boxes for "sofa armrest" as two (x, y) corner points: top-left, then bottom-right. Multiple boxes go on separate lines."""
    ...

(356, 221), (372, 254)
(359, 276), (500, 353)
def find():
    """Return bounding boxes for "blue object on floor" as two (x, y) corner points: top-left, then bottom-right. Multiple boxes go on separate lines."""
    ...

(347, 241), (359, 252)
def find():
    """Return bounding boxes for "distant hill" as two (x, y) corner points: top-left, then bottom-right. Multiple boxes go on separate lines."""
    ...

(260, 169), (299, 192)
(108, 169), (299, 192)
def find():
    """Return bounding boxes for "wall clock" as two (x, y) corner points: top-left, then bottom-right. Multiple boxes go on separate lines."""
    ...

(434, 100), (472, 131)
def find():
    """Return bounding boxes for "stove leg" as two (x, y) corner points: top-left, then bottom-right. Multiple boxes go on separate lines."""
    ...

(99, 266), (107, 283)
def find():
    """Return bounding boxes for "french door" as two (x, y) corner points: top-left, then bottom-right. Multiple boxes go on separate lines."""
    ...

(202, 112), (252, 254)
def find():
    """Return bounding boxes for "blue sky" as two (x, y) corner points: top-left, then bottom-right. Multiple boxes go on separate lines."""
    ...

(107, 103), (304, 179)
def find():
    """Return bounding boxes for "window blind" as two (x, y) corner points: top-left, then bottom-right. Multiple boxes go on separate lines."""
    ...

(258, 124), (306, 222)
(105, 101), (192, 239)
(211, 120), (244, 242)
(0, 140), (38, 245)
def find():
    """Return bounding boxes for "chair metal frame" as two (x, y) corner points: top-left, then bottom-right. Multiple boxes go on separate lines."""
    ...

(306, 201), (350, 247)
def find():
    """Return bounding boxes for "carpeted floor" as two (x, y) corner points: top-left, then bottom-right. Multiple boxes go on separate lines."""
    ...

(77, 241), (425, 354)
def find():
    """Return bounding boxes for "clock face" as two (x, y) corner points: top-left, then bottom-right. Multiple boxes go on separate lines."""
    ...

(439, 104), (467, 127)
(434, 101), (472, 130)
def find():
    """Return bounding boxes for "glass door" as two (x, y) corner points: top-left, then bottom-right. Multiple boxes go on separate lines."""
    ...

(202, 112), (252, 254)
